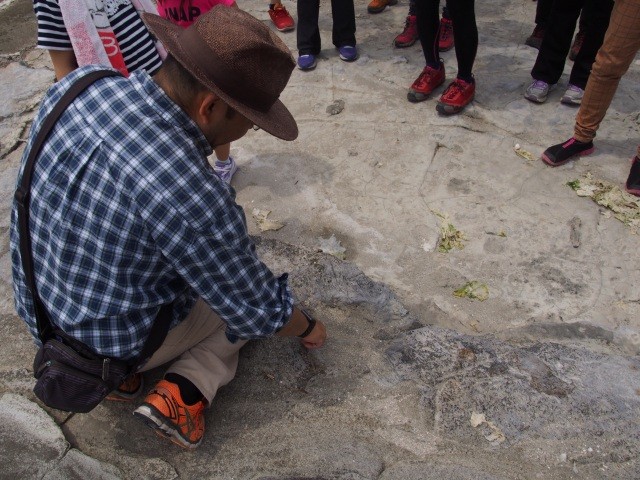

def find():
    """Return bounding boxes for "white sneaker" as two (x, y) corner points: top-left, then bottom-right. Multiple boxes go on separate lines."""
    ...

(524, 79), (555, 103)
(214, 156), (238, 183)
(560, 84), (584, 105)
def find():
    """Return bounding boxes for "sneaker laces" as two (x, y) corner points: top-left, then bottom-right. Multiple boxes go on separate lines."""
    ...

(531, 80), (549, 89)
(566, 84), (583, 93)
(272, 4), (289, 17)
(442, 78), (469, 100)
(401, 17), (412, 33)
(416, 65), (440, 87)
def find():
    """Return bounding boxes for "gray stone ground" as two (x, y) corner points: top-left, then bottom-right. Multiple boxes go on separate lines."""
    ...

(0, 0), (639, 478)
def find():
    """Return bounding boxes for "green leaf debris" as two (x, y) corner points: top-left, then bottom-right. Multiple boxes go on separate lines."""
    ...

(453, 281), (489, 301)
(566, 179), (581, 191)
(567, 173), (640, 232)
(433, 211), (466, 253)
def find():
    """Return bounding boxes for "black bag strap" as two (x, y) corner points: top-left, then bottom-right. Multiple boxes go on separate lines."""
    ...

(15, 69), (171, 364)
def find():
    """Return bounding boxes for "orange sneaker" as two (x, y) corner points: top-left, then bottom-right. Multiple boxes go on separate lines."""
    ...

(106, 373), (143, 402)
(367, 0), (397, 14)
(133, 379), (206, 449)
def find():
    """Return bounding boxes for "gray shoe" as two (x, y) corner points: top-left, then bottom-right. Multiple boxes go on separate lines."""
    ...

(524, 79), (555, 103)
(560, 84), (584, 105)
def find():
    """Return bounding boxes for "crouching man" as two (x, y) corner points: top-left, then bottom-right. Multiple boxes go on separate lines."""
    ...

(10, 6), (326, 449)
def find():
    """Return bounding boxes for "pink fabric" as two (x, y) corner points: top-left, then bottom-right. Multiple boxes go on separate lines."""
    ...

(60, 0), (129, 75)
(157, 0), (235, 28)
(60, 0), (166, 77)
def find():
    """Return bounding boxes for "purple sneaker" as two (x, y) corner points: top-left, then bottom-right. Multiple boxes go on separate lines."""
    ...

(214, 156), (238, 183)
(560, 84), (584, 106)
(338, 45), (358, 62)
(297, 54), (317, 71)
(524, 79), (556, 103)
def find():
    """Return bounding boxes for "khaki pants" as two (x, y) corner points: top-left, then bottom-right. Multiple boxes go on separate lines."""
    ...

(139, 299), (247, 403)
(574, 0), (640, 159)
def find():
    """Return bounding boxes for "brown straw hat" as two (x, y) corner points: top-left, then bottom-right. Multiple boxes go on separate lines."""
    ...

(142, 6), (298, 140)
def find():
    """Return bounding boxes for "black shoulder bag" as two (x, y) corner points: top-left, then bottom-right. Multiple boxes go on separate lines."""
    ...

(15, 70), (171, 413)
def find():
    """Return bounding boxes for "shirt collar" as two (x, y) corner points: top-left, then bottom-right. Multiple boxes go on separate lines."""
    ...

(130, 70), (213, 157)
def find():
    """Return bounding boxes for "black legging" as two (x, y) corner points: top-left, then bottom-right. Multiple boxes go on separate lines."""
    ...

(415, 0), (478, 80)
(409, 0), (449, 20)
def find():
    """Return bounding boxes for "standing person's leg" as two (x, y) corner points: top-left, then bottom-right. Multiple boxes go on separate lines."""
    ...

(394, 0), (419, 48)
(331, 0), (357, 60)
(296, 0), (321, 69)
(574, 0), (640, 143)
(407, 0), (443, 102)
(562, 0), (613, 104)
(447, 0), (477, 81)
(526, 0), (584, 103)
(526, 0), (555, 49)
(134, 299), (248, 448)
(213, 143), (237, 184)
(416, 0), (441, 67)
(435, 0), (476, 115)
(542, 0), (640, 167)
(535, 0), (554, 28)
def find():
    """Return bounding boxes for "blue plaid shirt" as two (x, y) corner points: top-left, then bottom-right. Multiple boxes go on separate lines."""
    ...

(10, 66), (293, 360)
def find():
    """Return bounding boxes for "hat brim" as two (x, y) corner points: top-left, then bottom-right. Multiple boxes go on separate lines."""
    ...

(143, 13), (298, 141)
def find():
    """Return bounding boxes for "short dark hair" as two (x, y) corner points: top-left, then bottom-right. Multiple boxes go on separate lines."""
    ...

(162, 54), (207, 106)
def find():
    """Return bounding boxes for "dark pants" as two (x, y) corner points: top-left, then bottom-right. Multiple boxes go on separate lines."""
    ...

(415, 0), (477, 79)
(531, 0), (613, 89)
(536, 0), (589, 31)
(297, 0), (356, 55)
(534, 0), (553, 28)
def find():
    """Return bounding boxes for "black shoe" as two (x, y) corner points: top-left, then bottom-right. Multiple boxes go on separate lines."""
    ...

(625, 156), (640, 196)
(542, 138), (594, 166)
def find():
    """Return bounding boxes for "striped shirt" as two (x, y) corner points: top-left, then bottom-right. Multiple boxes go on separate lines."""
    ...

(10, 66), (293, 360)
(33, 0), (163, 75)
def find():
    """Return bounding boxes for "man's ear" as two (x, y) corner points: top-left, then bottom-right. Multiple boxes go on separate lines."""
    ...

(194, 91), (220, 124)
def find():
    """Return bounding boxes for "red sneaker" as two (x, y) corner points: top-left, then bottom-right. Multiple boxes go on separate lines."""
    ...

(525, 25), (544, 50)
(569, 30), (585, 61)
(436, 77), (475, 115)
(438, 17), (454, 52)
(394, 15), (418, 48)
(407, 62), (445, 103)
(269, 3), (295, 32)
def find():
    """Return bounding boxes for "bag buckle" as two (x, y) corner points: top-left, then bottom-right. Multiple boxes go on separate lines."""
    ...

(102, 358), (110, 381)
